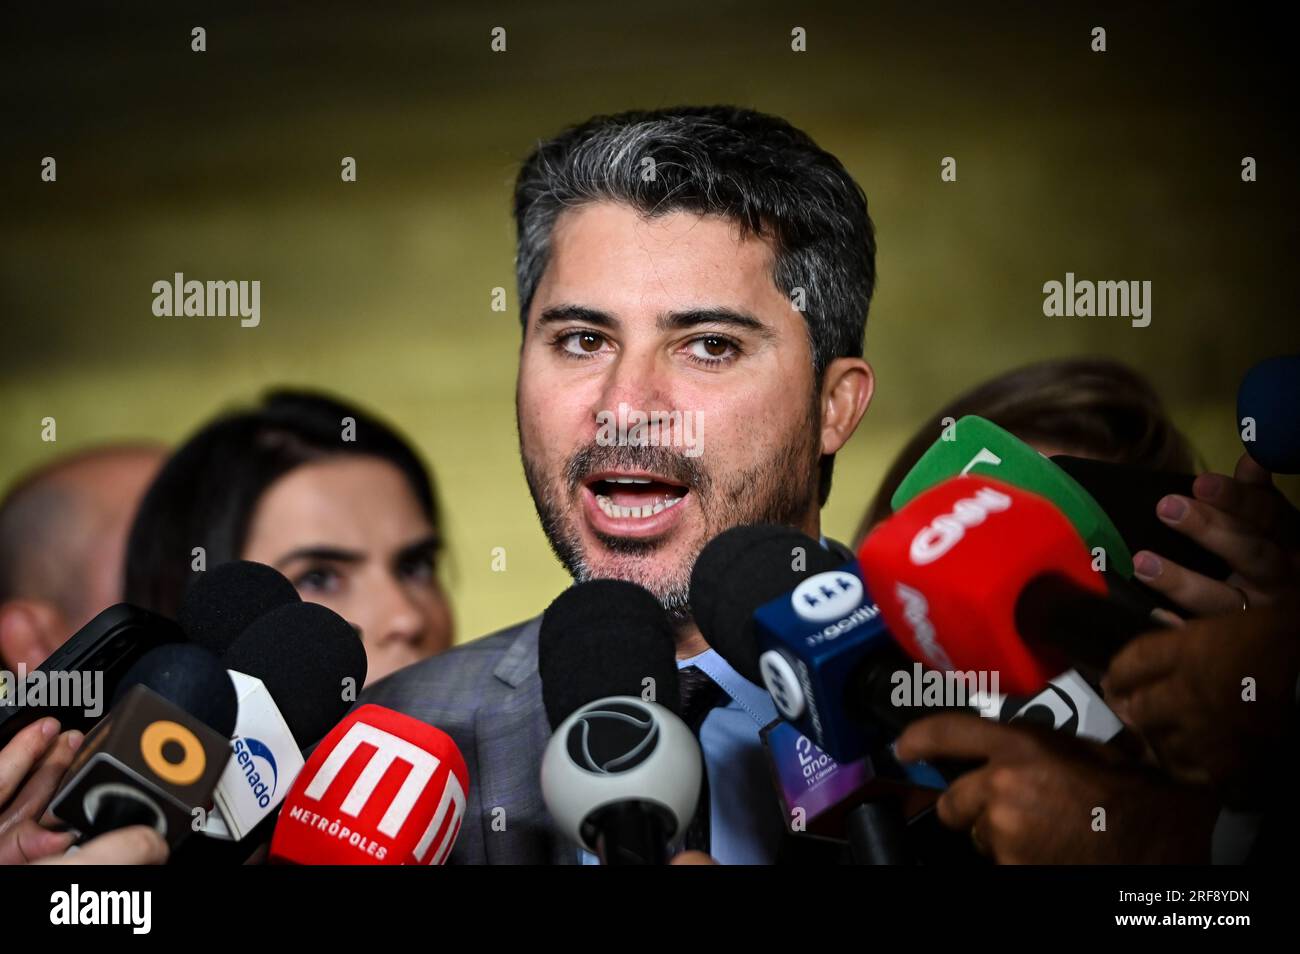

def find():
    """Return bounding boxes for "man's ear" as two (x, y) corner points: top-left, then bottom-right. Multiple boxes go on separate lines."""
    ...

(0, 600), (66, 672)
(819, 357), (874, 457)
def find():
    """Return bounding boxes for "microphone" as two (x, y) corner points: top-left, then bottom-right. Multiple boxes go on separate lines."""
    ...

(858, 475), (1113, 695)
(890, 415), (1134, 578)
(111, 642), (239, 735)
(269, 704), (468, 865)
(1015, 572), (1166, 676)
(1238, 355), (1300, 473)
(690, 526), (962, 862)
(49, 645), (236, 848)
(199, 601), (368, 845)
(689, 524), (847, 684)
(177, 560), (301, 655)
(537, 580), (701, 865)
(1050, 455), (1231, 582)
(690, 524), (908, 763)
(691, 524), (1127, 859)
(221, 600), (368, 749)
(0, 603), (185, 747)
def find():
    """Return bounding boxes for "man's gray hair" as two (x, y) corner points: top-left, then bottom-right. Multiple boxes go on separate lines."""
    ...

(512, 105), (876, 379)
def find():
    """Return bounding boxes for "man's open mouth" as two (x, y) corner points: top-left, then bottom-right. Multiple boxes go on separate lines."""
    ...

(584, 472), (691, 520)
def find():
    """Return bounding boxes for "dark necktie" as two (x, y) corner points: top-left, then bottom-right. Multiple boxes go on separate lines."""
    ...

(677, 666), (727, 854)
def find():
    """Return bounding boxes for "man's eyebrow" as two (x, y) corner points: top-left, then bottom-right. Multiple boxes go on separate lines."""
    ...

(536, 305), (619, 329)
(273, 546), (365, 567)
(536, 304), (775, 339)
(658, 308), (775, 338)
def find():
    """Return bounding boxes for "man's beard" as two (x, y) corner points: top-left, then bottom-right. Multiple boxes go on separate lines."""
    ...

(520, 403), (821, 624)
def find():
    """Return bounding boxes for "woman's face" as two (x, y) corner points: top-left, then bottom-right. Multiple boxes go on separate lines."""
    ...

(241, 456), (454, 686)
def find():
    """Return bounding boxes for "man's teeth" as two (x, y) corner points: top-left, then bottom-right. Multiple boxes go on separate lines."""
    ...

(594, 493), (684, 519)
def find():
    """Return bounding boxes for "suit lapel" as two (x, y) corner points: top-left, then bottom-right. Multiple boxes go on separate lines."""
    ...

(473, 618), (576, 864)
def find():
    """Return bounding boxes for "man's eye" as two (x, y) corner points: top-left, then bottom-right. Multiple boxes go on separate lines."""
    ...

(687, 336), (737, 362)
(560, 331), (607, 356)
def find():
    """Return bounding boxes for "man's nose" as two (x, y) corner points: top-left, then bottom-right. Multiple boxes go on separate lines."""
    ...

(596, 340), (672, 416)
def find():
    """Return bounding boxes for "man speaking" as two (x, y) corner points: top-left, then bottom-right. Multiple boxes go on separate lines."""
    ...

(363, 105), (876, 863)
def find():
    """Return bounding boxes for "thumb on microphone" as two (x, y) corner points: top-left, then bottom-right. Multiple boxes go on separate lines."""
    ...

(37, 825), (169, 865)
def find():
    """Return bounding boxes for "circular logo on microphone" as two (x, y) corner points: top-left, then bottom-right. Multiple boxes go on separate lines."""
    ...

(565, 700), (659, 775)
(759, 651), (806, 720)
(140, 719), (206, 785)
(791, 570), (863, 622)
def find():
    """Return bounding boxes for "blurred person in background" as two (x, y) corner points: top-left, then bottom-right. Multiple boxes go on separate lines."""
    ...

(855, 356), (1197, 538)
(0, 444), (164, 673)
(124, 389), (454, 685)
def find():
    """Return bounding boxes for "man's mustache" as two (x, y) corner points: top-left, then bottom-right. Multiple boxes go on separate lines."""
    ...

(563, 442), (708, 493)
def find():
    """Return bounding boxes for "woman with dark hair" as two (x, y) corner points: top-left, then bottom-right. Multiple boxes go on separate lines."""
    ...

(855, 357), (1198, 540)
(125, 390), (453, 684)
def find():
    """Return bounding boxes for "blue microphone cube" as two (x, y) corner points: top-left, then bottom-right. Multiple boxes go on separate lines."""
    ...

(752, 559), (893, 763)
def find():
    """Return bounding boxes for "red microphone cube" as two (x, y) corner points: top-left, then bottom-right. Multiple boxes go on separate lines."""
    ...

(857, 475), (1107, 695)
(270, 704), (469, 865)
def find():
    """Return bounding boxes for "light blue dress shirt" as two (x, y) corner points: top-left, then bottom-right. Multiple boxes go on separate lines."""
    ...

(675, 648), (791, 863)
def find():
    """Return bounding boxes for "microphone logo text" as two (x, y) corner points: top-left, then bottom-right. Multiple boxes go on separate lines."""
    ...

(908, 486), (1012, 566)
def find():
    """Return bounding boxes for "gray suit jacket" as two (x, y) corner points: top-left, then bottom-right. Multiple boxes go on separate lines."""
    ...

(359, 615), (573, 865)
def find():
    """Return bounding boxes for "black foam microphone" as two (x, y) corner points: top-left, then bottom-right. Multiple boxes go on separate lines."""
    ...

(177, 560), (301, 655)
(171, 600), (367, 864)
(691, 524), (936, 746)
(222, 600), (369, 748)
(689, 523), (846, 684)
(539, 579), (682, 717)
(538, 580), (700, 865)
(112, 643), (238, 736)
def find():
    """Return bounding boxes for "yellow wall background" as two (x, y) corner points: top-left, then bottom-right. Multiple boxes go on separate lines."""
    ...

(3, 2), (1297, 643)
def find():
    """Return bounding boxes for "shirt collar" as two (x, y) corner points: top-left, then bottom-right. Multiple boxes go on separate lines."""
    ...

(676, 648), (776, 728)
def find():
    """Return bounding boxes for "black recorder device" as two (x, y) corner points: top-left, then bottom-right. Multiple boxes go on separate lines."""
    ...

(1050, 455), (1232, 582)
(0, 603), (185, 747)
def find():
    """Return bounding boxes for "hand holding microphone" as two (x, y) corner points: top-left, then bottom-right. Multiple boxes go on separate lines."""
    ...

(1136, 356), (1300, 615)
(895, 714), (1217, 864)
(883, 411), (1297, 620)
(0, 718), (166, 865)
(0, 718), (81, 863)
(1132, 454), (1300, 616)
(1103, 601), (1300, 797)
(33, 825), (167, 865)
(47, 643), (237, 851)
